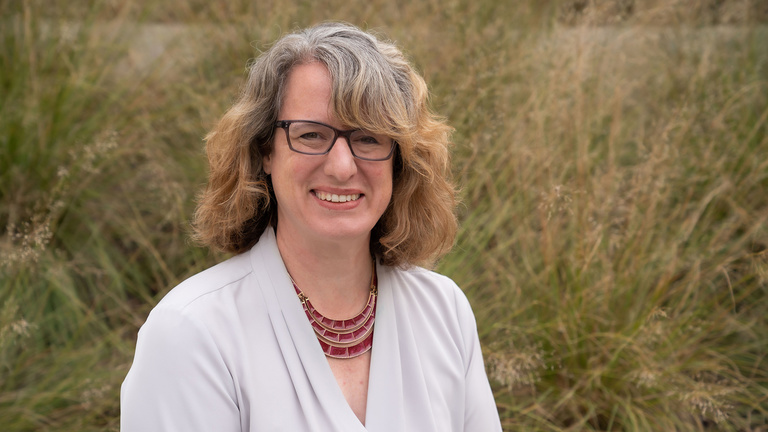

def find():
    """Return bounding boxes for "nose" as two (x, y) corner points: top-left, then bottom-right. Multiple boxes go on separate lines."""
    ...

(323, 135), (358, 180)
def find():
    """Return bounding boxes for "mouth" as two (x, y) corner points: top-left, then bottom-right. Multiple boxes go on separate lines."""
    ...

(313, 190), (362, 203)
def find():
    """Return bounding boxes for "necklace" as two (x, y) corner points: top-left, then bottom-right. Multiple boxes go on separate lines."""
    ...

(291, 263), (377, 359)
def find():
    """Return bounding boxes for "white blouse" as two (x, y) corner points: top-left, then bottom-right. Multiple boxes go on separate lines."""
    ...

(121, 228), (502, 431)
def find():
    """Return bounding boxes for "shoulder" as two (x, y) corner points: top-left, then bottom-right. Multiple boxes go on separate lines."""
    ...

(384, 265), (478, 348)
(141, 230), (282, 333)
(394, 265), (457, 285)
(388, 265), (458, 291)
(132, 247), (265, 363)
(155, 251), (253, 312)
(386, 265), (473, 314)
(382, 264), (483, 377)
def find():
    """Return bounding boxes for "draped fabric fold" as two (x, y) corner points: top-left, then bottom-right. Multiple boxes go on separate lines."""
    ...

(253, 231), (366, 431)
(121, 227), (501, 432)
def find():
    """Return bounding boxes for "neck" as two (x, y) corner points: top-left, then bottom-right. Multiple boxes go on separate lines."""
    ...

(275, 226), (374, 319)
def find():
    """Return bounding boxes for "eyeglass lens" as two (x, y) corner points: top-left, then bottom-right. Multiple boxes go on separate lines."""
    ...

(286, 121), (394, 160)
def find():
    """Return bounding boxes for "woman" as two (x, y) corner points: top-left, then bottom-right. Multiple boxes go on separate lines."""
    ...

(121, 22), (501, 431)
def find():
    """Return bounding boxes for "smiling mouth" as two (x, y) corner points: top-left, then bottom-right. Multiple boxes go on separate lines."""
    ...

(314, 191), (361, 203)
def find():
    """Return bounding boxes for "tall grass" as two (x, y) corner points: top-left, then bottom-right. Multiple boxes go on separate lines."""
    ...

(1, 0), (766, 430)
(441, 24), (768, 430)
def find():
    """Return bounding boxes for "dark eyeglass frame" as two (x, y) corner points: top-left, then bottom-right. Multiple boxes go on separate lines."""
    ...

(274, 120), (397, 161)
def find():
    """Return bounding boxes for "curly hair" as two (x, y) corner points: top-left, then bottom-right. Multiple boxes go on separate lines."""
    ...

(192, 22), (457, 268)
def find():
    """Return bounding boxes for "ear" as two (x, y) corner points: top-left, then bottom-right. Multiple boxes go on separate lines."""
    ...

(262, 152), (272, 175)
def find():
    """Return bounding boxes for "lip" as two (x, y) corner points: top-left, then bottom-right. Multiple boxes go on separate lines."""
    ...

(311, 188), (364, 210)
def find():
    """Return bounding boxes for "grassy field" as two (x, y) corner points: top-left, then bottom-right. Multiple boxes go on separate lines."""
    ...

(1, 0), (767, 430)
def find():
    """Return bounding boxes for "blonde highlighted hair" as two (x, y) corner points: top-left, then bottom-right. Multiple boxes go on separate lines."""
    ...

(193, 22), (457, 267)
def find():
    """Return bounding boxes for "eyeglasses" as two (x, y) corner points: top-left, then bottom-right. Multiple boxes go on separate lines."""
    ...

(275, 120), (397, 161)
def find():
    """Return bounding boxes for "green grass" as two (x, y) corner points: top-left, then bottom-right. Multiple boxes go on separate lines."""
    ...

(1, 0), (767, 430)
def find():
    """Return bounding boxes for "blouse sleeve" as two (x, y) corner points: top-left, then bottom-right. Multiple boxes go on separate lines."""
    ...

(120, 307), (240, 432)
(455, 290), (503, 432)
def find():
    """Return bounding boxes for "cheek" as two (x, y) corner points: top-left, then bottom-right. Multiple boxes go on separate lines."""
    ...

(378, 167), (394, 204)
(264, 146), (297, 183)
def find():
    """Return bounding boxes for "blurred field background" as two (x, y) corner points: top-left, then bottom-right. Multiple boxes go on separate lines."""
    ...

(1, 0), (767, 430)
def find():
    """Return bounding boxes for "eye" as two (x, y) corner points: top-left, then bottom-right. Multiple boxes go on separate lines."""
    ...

(293, 126), (332, 142)
(352, 132), (383, 145)
(300, 131), (324, 140)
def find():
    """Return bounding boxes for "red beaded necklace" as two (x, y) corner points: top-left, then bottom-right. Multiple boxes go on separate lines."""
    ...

(291, 265), (377, 359)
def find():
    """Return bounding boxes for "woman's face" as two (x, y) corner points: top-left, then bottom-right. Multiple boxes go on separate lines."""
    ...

(263, 62), (394, 247)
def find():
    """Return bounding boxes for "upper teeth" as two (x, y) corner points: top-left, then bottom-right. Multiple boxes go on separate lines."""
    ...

(316, 191), (360, 203)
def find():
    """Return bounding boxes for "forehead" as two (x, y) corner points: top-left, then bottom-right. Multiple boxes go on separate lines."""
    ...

(279, 62), (333, 123)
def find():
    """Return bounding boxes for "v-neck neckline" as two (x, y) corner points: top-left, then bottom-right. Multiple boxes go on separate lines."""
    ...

(363, 263), (407, 432)
(255, 228), (400, 431)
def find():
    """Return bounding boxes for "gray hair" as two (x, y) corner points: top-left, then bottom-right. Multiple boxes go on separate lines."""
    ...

(194, 22), (457, 267)
(245, 22), (420, 157)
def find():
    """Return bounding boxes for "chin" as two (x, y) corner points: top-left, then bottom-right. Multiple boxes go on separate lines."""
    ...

(310, 220), (376, 242)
